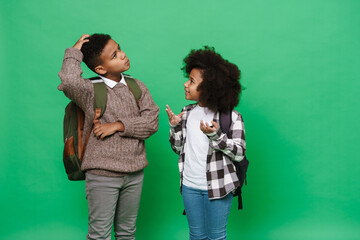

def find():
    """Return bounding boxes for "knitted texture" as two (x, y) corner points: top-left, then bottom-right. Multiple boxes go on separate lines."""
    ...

(58, 48), (159, 176)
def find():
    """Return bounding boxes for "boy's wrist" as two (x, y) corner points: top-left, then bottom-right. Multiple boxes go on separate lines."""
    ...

(115, 121), (125, 132)
(64, 48), (83, 62)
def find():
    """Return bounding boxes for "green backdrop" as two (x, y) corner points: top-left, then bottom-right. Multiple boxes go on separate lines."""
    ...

(1, 0), (360, 239)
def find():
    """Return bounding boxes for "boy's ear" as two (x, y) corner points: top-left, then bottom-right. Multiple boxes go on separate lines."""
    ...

(94, 65), (107, 75)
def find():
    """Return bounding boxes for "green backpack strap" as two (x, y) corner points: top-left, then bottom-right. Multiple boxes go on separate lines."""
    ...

(124, 75), (142, 107)
(89, 75), (141, 114)
(90, 77), (107, 116)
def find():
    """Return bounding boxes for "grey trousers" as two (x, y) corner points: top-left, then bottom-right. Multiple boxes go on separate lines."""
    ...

(85, 170), (144, 240)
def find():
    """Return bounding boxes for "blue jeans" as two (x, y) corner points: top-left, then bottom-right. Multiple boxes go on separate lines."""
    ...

(182, 185), (233, 240)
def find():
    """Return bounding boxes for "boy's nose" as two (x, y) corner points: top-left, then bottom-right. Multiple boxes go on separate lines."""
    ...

(120, 51), (126, 59)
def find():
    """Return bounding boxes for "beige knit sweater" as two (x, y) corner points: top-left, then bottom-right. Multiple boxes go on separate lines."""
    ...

(58, 48), (159, 177)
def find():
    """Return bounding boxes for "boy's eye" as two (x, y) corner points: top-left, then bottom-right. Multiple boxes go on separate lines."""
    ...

(112, 53), (116, 59)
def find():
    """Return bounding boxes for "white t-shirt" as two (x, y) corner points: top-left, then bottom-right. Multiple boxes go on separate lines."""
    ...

(183, 105), (215, 190)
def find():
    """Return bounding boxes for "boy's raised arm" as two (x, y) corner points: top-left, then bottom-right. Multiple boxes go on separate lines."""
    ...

(57, 34), (93, 111)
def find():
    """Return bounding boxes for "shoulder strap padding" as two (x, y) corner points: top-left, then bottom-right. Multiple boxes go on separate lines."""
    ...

(124, 76), (142, 107)
(92, 80), (107, 116)
(220, 111), (232, 136)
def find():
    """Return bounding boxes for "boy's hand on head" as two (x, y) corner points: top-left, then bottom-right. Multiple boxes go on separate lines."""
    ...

(200, 121), (218, 134)
(73, 34), (90, 50)
(166, 105), (184, 125)
(93, 122), (124, 140)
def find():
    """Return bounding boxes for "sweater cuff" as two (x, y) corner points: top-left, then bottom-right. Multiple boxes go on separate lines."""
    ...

(64, 48), (83, 62)
(119, 118), (135, 136)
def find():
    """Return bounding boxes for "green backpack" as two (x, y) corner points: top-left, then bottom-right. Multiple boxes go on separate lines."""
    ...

(62, 75), (142, 181)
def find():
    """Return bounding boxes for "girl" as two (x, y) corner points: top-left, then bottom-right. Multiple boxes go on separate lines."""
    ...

(166, 46), (246, 240)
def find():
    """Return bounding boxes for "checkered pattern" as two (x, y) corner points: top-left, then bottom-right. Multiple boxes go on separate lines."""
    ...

(169, 104), (246, 200)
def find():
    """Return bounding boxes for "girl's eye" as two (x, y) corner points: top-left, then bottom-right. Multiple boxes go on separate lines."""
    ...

(113, 53), (117, 59)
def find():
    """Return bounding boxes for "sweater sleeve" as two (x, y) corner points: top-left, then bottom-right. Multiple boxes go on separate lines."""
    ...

(57, 48), (93, 111)
(207, 112), (246, 162)
(118, 82), (159, 140)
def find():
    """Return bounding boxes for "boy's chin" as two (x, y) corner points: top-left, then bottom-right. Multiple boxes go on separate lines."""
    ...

(124, 65), (131, 72)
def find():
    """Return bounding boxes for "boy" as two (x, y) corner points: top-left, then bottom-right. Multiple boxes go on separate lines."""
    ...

(58, 34), (159, 240)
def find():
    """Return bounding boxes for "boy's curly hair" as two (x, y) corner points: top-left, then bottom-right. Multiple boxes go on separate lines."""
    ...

(182, 46), (242, 113)
(81, 33), (111, 73)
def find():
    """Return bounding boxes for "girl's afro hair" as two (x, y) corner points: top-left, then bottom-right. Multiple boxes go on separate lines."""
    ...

(182, 46), (242, 112)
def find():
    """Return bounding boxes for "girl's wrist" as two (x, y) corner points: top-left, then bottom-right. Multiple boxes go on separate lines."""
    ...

(169, 121), (180, 127)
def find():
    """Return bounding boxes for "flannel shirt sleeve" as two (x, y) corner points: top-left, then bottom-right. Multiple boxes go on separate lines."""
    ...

(169, 107), (186, 155)
(207, 113), (246, 162)
(169, 122), (183, 155)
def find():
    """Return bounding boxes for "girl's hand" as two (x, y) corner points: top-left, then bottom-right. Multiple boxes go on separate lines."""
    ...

(166, 105), (184, 125)
(200, 120), (219, 134)
(73, 34), (90, 50)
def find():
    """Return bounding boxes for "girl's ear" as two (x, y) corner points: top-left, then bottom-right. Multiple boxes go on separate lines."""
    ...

(95, 65), (107, 75)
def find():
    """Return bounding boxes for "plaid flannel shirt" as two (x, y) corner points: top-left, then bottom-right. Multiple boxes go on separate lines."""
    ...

(169, 104), (246, 200)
